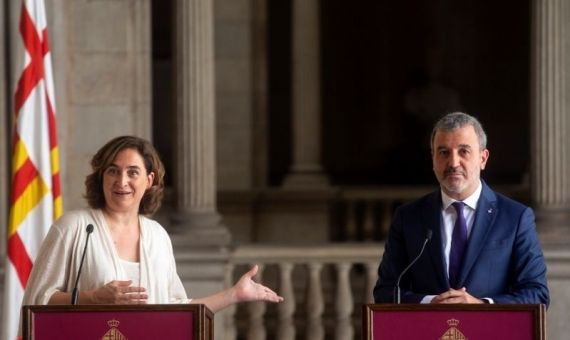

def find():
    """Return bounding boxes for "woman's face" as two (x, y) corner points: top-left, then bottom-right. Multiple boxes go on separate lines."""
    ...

(102, 148), (155, 214)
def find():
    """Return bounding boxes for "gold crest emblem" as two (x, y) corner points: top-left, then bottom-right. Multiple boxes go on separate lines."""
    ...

(101, 319), (128, 340)
(440, 318), (467, 340)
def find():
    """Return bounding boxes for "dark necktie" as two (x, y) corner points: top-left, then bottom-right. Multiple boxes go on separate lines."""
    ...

(449, 201), (468, 288)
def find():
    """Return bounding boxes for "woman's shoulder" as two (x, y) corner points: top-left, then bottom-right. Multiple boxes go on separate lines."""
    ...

(139, 215), (169, 238)
(52, 209), (98, 233)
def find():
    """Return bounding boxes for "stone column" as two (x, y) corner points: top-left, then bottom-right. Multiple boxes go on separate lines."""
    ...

(173, 0), (230, 244)
(283, 0), (329, 188)
(531, 0), (570, 244)
(173, 1), (230, 338)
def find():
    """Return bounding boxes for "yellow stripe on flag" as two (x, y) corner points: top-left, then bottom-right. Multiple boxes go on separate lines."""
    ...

(12, 139), (29, 173)
(8, 175), (50, 236)
(50, 146), (59, 174)
(54, 196), (63, 219)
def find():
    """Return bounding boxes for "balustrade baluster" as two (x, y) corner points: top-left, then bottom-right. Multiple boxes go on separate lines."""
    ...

(363, 201), (375, 241)
(277, 262), (296, 340)
(364, 261), (378, 304)
(248, 264), (267, 340)
(346, 199), (357, 240)
(335, 262), (353, 340)
(380, 200), (393, 239)
(305, 262), (324, 340)
(225, 263), (237, 340)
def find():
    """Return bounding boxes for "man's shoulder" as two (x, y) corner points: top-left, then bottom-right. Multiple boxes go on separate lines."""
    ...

(483, 184), (531, 211)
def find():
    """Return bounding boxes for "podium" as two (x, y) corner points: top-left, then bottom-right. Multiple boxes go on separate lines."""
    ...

(363, 304), (545, 340)
(22, 304), (213, 340)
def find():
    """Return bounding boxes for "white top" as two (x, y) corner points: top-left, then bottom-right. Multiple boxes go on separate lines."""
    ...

(119, 259), (141, 289)
(22, 209), (190, 305)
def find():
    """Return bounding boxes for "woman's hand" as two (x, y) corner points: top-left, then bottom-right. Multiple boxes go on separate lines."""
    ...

(192, 264), (283, 313)
(232, 265), (283, 303)
(47, 280), (147, 305)
(90, 280), (148, 304)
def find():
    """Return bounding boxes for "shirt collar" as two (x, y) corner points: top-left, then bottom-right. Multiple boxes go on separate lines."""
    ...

(441, 180), (482, 211)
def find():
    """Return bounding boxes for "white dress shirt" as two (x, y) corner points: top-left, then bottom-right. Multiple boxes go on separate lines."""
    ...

(421, 181), (492, 303)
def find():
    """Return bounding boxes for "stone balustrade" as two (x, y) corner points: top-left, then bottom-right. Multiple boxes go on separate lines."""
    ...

(223, 243), (570, 340)
(224, 243), (382, 340)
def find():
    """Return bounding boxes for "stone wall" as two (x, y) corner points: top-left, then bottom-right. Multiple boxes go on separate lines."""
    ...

(214, 0), (268, 189)
(54, 0), (152, 211)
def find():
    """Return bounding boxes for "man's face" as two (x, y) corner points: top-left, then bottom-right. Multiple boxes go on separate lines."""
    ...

(432, 125), (489, 200)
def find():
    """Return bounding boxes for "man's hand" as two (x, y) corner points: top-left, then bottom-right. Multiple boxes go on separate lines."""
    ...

(430, 287), (485, 304)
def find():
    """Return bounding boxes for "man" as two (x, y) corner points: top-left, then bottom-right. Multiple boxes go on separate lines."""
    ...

(373, 112), (549, 305)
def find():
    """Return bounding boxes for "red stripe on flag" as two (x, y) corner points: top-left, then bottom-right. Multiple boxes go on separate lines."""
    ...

(42, 28), (49, 55)
(14, 4), (46, 114)
(7, 233), (33, 288)
(46, 92), (57, 149)
(45, 82), (62, 201)
(11, 158), (39, 205)
(52, 172), (61, 198)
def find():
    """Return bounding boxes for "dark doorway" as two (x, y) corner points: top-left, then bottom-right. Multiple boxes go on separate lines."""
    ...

(151, 0), (174, 186)
(268, 0), (531, 186)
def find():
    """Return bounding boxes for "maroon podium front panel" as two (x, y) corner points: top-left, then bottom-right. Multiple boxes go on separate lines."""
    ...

(23, 304), (213, 340)
(365, 304), (545, 340)
(32, 311), (193, 340)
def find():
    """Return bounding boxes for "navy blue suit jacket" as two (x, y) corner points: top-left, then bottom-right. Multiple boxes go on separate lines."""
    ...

(373, 182), (549, 306)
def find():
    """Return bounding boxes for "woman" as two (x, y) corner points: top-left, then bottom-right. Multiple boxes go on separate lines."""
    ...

(22, 136), (282, 311)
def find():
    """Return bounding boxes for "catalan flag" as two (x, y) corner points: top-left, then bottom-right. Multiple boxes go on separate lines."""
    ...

(1, 1), (62, 339)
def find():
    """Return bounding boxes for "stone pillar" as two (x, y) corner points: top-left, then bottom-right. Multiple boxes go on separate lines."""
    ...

(531, 0), (570, 244)
(251, 0), (269, 188)
(283, 0), (328, 188)
(173, 0), (230, 244)
(173, 1), (230, 338)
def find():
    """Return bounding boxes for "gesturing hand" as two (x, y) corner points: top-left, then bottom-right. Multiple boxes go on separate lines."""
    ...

(233, 265), (284, 303)
(91, 280), (148, 304)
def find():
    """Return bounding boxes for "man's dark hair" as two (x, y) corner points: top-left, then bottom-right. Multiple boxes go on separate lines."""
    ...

(430, 112), (487, 150)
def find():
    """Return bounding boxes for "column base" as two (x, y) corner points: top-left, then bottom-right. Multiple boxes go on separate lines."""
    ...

(535, 206), (570, 246)
(282, 171), (329, 189)
(170, 210), (232, 247)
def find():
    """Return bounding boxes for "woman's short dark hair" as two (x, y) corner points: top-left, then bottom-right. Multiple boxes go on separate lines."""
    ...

(84, 135), (165, 215)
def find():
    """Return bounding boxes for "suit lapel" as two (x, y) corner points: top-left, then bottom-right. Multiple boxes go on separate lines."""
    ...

(458, 183), (498, 286)
(423, 191), (449, 290)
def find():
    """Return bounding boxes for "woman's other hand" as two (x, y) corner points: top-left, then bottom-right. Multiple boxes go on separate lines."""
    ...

(192, 264), (283, 313)
(233, 265), (283, 303)
(90, 280), (148, 304)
